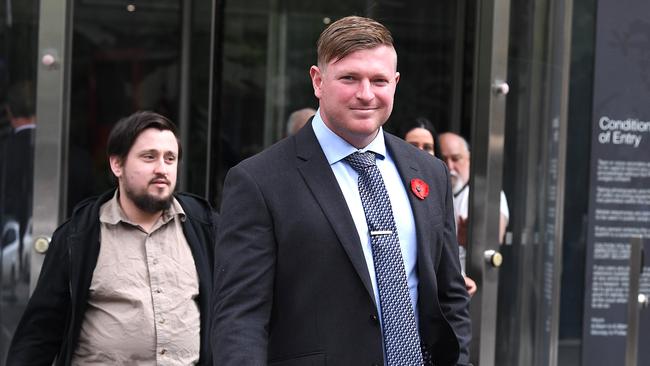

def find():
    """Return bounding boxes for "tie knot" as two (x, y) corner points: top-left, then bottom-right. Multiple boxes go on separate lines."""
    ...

(345, 151), (376, 173)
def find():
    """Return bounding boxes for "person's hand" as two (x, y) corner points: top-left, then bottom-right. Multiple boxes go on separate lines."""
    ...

(457, 217), (468, 247)
(464, 275), (477, 296)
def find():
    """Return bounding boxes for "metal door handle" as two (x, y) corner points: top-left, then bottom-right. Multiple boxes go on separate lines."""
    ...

(484, 249), (503, 268)
(33, 236), (51, 254)
(493, 81), (510, 95)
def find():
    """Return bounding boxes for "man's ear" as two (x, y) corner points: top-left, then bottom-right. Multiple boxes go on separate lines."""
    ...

(310, 65), (323, 99)
(109, 155), (123, 179)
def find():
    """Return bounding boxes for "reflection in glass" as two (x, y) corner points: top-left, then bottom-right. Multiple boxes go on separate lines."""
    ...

(0, 0), (39, 360)
(214, 1), (470, 205)
(68, 1), (182, 213)
(67, 0), (212, 211)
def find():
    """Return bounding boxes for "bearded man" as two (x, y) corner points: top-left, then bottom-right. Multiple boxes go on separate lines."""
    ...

(7, 111), (217, 366)
(438, 132), (509, 296)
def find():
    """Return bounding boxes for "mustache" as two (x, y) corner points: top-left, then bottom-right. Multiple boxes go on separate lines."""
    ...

(149, 175), (171, 185)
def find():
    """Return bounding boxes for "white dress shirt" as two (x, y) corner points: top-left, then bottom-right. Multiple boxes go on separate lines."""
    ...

(311, 110), (420, 324)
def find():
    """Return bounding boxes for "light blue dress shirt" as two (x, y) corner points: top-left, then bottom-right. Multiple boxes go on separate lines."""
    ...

(311, 110), (420, 325)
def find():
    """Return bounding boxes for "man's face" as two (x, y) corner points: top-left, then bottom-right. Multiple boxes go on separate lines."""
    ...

(110, 128), (179, 214)
(310, 45), (400, 148)
(439, 133), (471, 191)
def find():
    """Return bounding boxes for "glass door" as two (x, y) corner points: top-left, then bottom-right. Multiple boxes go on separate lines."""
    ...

(492, 0), (575, 365)
(465, 0), (511, 364)
(0, 0), (46, 361)
(0, 0), (215, 362)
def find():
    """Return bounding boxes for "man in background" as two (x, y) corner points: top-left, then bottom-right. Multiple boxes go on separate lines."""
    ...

(1, 81), (37, 283)
(2, 81), (36, 242)
(439, 132), (509, 295)
(286, 107), (316, 136)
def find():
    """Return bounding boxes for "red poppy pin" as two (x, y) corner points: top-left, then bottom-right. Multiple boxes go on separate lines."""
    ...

(410, 178), (429, 200)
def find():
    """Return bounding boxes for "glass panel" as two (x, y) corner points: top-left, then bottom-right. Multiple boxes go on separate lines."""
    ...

(184, 0), (213, 196)
(0, 0), (40, 360)
(557, 0), (595, 364)
(67, 0), (212, 211)
(496, 0), (573, 365)
(68, 0), (180, 211)
(214, 0), (473, 204)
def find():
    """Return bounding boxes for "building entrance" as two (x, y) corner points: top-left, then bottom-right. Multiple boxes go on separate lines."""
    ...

(0, 1), (577, 365)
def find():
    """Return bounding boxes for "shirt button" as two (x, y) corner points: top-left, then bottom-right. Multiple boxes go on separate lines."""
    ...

(153, 258), (159, 265)
(155, 288), (163, 294)
(159, 318), (166, 324)
(159, 348), (167, 355)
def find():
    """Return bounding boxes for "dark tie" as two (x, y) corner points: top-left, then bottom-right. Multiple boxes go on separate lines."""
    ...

(345, 151), (423, 366)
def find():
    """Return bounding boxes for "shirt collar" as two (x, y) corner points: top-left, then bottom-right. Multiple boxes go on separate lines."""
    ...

(14, 124), (36, 133)
(311, 108), (387, 165)
(100, 189), (186, 226)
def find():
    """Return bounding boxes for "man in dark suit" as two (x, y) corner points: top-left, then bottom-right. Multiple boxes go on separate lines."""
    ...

(2, 81), (36, 276)
(212, 16), (471, 366)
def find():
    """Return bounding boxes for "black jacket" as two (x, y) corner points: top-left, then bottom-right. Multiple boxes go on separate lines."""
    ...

(7, 190), (217, 366)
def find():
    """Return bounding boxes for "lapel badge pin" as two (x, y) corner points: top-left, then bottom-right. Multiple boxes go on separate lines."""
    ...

(410, 178), (429, 200)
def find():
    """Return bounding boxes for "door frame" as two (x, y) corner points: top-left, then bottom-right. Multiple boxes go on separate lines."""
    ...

(465, 0), (510, 363)
(30, 0), (73, 290)
(467, 0), (574, 364)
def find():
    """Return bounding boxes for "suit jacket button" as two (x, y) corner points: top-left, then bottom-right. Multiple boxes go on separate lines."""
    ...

(370, 314), (379, 324)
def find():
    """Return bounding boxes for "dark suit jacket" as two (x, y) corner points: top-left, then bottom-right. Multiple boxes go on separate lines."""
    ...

(212, 122), (471, 366)
(7, 190), (217, 366)
(2, 127), (35, 237)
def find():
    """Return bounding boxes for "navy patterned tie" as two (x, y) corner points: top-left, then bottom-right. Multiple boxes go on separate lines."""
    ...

(345, 151), (423, 366)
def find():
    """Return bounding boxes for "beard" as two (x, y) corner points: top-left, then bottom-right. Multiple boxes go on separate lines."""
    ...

(123, 184), (174, 213)
(449, 171), (467, 194)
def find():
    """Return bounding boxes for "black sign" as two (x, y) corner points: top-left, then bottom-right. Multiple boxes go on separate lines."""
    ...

(582, 1), (650, 365)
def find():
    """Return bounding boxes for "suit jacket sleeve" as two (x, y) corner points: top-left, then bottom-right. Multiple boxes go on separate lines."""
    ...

(437, 164), (472, 365)
(212, 164), (275, 366)
(6, 225), (71, 366)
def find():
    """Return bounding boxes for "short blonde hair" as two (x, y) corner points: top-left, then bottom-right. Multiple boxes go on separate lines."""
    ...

(317, 16), (394, 66)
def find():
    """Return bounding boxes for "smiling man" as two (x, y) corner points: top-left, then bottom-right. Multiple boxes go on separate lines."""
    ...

(7, 111), (217, 366)
(213, 16), (470, 366)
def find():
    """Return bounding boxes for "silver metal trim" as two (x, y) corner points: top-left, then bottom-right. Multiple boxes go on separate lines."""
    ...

(466, 0), (511, 364)
(547, 1), (573, 365)
(625, 237), (643, 366)
(31, 0), (73, 292)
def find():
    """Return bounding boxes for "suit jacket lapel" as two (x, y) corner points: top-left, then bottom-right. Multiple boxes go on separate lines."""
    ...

(294, 124), (376, 303)
(384, 133), (436, 278)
